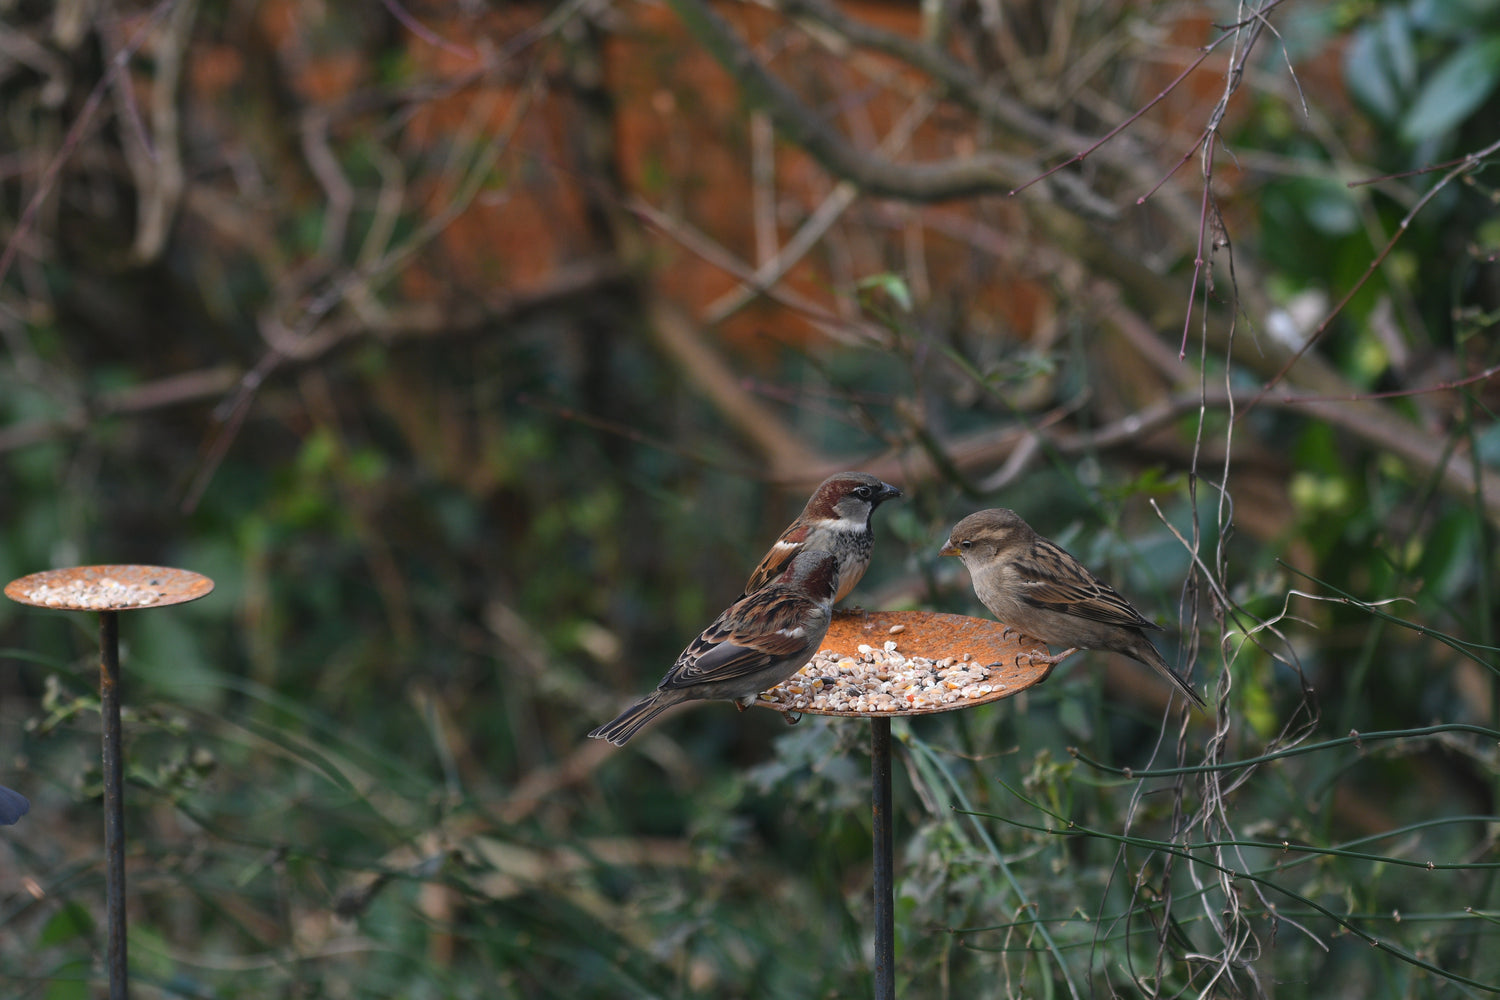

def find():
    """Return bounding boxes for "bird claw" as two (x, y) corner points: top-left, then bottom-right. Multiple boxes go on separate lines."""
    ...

(1017, 647), (1077, 670)
(781, 710), (802, 726)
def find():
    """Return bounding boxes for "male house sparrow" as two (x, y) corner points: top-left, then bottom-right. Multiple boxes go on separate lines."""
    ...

(741, 472), (903, 603)
(588, 550), (841, 746)
(940, 508), (1206, 709)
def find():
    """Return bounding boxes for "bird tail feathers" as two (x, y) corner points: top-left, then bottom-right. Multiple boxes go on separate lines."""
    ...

(588, 695), (669, 746)
(1138, 641), (1208, 709)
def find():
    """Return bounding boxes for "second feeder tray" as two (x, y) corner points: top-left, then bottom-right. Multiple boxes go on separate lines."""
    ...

(6, 564), (215, 1000)
(754, 609), (1063, 1000)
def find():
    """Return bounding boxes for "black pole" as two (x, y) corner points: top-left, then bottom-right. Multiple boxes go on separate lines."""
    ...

(99, 611), (128, 1000)
(871, 717), (895, 1000)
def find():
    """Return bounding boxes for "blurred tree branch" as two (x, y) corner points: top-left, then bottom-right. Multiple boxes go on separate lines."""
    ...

(111, 0), (197, 263)
(0, 261), (629, 456)
(665, 0), (1101, 208)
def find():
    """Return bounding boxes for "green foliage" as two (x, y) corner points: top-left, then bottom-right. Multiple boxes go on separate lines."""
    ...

(1347, 0), (1500, 145)
(3, 0), (1500, 997)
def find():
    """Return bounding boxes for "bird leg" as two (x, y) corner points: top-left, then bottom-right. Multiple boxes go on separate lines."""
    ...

(1017, 647), (1077, 669)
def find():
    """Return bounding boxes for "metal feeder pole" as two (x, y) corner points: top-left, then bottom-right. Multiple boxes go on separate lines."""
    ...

(871, 716), (895, 1000)
(6, 565), (214, 1000)
(750, 608), (1057, 1000)
(99, 610), (128, 1000)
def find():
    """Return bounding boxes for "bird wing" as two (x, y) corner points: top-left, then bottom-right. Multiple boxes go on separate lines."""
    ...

(1015, 542), (1162, 631)
(660, 590), (817, 689)
(741, 526), (809, 596)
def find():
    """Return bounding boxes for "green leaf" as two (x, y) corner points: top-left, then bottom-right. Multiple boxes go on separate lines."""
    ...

(1346, 28), (1399, 120)
(1399, 38), (1500, 143)
(1477, 421), (1500, 467)
(39, 902), (94, 947)
(856, 272), (913, 312)
(1383, 8), (1419, 93)
(1056, 696), (1092, 741)
(130, 608), (224, 709)
(1410, 0), (1500, 36)
(1345, 10), (1419, 122)
(1301, 177), (1362, 236)
(44, 978), (89, 1000)
(126, 923), (175, 983)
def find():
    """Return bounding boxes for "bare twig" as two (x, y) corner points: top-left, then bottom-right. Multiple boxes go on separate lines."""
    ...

(773, 0), (1204, 231)
(379, 0), (479, 61)
(0, 0), (179, 287)
(627, 195), (889, 345)
(703, 91), (939, 325)
(1177, 2), (1273, 357)
(1013, 41), (1223, 197)
(646, 295), (826, 480)
(301, 108), (354, 264)
(116, 0), (197, 262)
(0, 366), (240, 453)
(666, 0), (1052, 204)
(183, 60), (550, 509)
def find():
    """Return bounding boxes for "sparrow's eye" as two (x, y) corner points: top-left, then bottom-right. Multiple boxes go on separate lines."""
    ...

(852, 485), (873, 500)
(960, 539), (973, 549)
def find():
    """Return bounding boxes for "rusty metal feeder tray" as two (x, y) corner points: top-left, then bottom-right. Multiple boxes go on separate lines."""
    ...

(6, 564), (214, 1000)
(753, 609), (1062, 1000)
(5, 564), (214, 612)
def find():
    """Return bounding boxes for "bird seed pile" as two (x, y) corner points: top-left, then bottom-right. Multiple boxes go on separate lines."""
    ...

(759, 637), (1007, 714)
(21, 577), (165, 609)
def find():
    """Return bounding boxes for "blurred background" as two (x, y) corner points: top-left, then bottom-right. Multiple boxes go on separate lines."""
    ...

(2, 0), (1499, 996)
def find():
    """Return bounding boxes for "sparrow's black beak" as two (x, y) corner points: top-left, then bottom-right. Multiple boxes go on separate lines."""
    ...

(877, 482), (903, 503)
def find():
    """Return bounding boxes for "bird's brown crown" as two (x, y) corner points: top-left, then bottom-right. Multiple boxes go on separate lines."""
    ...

(801, 472), (903, 522)
(942, 508), (1036, 558)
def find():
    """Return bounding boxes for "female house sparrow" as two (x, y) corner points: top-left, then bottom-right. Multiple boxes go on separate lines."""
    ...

(940, 508), (1206, 709)
(589, 550), (841, 746)
(741, 472), (903, 603)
